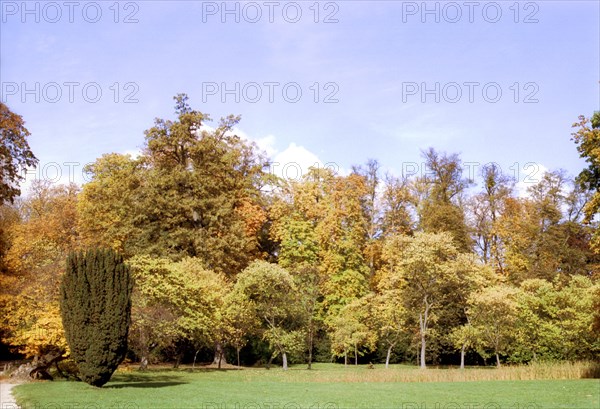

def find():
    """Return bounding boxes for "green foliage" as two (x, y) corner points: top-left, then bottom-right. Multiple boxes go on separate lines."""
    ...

(382, 232), (461, 368)
(60, 249), (132, 387)
(511, 276), (599, 362)
(416, 148), (473, 252)
(127, 256), (231, 365)
(468, 285), (518, 366)
(233, 261), (302, 368)
(78, 95), (269, 276)
(329, 296), (377, 364)
(2, 97), (599, 371)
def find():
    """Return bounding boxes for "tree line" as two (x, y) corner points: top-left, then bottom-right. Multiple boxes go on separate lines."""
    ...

(0, 95), (598, 371)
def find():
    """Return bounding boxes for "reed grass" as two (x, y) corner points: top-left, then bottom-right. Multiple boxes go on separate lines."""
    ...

(259, 361), (600, 383)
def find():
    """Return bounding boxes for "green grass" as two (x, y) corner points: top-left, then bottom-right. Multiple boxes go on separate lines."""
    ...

(12, 363), (600, 409)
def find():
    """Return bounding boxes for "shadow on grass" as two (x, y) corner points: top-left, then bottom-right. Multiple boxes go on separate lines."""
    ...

(107, 373), (188, 388)
(107, 381), (187, 389)
(181, 368), (244, 373)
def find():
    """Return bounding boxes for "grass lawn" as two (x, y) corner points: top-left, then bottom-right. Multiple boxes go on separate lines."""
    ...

(12, 363), (600, 409)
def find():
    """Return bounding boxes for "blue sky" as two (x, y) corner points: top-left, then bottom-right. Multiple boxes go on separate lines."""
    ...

(1, 0), (599, 191)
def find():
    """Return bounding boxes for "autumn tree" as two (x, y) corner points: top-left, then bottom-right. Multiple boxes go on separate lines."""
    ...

(382, 232), (460, 368)
(78, 94), (269, 276)
(441, 253), (495, 367)
(60, 249), (132, 387)
(468, 285), (518, 367)
(352, 159), (384, 282)
(317, 172), (370, 317)
(415, 148), (472, 252)
(127, 256), (230, 369)
(222, 291), (259, 368)
(271, 168), (372, 363)
(551, 276), (599, 360)
(168, 258), (230, 368)
(380, 173), (414, 238)
(571, 112), (600, 252)
(0, 182), (79, 376)
(126, 256), (181, 369)
(233, 261), (303, 370)
(270, 169), (328, 368)
(368, 290), (408, 368)
(496, 172), (596, 283)
(0, 102), (38, 205)
(77, 153), (141, 254)
(330, 297), (377, 366)
(0, 203), (19, 274)
(512, 279), (562, 362)
(449, 324), (479, 369)
(468, 163), (513, 273)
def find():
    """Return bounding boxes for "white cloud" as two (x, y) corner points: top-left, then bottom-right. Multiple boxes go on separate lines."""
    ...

(201, 125), (331, 181)
(514, 163), (549, 198)
(122, 149), (142, 160)
(271, 142), (327, 181)
(229, 127), (278, 158)
(254, 134), (277, 157)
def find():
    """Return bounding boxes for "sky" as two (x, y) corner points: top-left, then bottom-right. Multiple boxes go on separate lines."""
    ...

(1, 0), (599, 194)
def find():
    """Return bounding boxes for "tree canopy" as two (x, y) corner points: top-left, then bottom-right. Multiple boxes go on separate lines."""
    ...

(1, 99), (598, 375)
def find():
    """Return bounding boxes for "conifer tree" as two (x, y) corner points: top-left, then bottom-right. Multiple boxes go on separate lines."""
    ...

(60, 249), (132, 387)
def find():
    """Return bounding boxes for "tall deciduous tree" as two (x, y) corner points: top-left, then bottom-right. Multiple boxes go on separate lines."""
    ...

(468, 285), (518, 367)
(380, 173), (414, 238)
(0, 102), (38, 205)
(60, 249), (132, 387)
(127, 256), (231, 369)
(382, 232), (459, 368)
(571, 113), (600, 252)
(318, 172), (370, 317)
(369, 290), (408, 368)
(79, 94), (269, 276)
(330, 297), (377, 366)
(416, 148), (473, 252)
(468, 163), (513, 273)
(77, 153), (141, 254)
(0, 182), (79, 371)
(352, 159), (383, 282)
(496, 172), (596, 283)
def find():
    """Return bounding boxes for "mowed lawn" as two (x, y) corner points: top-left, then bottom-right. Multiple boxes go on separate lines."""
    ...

(12, 363), (600, 409)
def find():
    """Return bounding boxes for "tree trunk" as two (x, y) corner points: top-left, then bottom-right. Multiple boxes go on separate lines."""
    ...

(460, 344), (466, 369)
(266, 351), (277, 370)
(496, 352), (501, 368)
(344, 351), (347, 367)
(236, 347), (241, 369)
(139, 356), (148, 371)
(212, 342), (227, 367)
(11, 350), (65, 381)
(193, 349), (200, 368)
(385, 345), (393, 369)
(419, 296), (430, 369)
(420, 334), (426, 369)
(354, 343), (358, 366)
(307, 325), (314, 370)
(282, 352), (288, 370)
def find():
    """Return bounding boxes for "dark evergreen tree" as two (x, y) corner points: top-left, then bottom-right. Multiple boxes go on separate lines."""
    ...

(60, 248), (132, 387)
